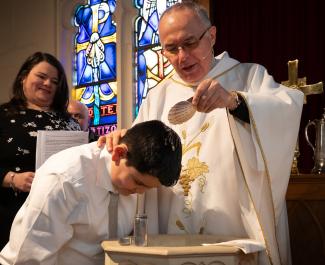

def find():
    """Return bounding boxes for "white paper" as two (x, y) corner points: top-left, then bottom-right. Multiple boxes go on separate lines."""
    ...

(36, 130), (89, 169)
(202, 239), (265, 254)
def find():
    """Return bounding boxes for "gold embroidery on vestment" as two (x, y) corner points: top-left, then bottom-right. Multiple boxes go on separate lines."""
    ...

(175, 215), (206, 234)
(175, 219), (188, 233)
(179, 122), (210, 220)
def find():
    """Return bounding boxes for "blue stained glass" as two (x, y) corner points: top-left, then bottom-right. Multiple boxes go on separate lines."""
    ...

(80, 64), (93, 84)
(73, 0), (117, 137)
(90, 0), (104, 5)
(134, 0), (144, 8)
(138, 11), (159, 46)
(136, 51), (147, 110)
(106, 0), (116, 12)
(100, 17), (115, 36)
(103, 44), (116, 77)
(76, 26), (90, 43)
(134, 0), (180, 115)
(83, 86), (94, 99)
(100, 83), (114, 95)
(74, 0), (117, 86)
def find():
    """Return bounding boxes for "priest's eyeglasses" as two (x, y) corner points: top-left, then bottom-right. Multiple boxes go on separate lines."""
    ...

(162, 27), (211, 57)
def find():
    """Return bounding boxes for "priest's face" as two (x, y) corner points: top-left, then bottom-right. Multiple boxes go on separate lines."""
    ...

(159, 8), (216, 83)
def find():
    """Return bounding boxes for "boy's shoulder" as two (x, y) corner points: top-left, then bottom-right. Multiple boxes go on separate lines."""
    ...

(38, 142), (102, 179)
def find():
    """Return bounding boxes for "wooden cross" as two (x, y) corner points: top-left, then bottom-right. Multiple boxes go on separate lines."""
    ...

(281, 59), (323, 174)
(281, 59), (323, 103)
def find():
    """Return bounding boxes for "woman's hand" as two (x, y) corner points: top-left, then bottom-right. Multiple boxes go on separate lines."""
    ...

(14, 172), (34, 192)
(8, 171), (35, 192)
(97, 129), (128, 152)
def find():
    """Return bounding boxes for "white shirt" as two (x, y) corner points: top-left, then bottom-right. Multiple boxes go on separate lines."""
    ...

(0, 142), (137, 265)
(135, 52), (304, 265)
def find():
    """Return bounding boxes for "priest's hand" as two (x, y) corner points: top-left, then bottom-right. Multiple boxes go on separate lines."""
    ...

(97, 129), (128, 152)
(192, 79), (238, 112)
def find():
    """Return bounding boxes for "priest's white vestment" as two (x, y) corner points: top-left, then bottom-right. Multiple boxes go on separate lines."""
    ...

(134, 52), (304, 265)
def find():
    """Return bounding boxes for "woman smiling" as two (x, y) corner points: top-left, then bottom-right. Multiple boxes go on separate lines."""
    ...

(0, 52), (80, 249)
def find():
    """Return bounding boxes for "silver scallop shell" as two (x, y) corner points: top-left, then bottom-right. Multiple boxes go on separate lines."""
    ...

(168, 98), (196, 125)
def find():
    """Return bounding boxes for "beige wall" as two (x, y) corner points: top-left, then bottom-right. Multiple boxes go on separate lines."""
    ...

(0, 0), (59, 104)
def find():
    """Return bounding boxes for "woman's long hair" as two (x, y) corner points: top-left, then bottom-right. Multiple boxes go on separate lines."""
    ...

(9, 52), (70, 117)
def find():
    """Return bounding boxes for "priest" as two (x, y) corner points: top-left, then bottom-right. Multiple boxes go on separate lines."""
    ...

(103, 2), (304, 265)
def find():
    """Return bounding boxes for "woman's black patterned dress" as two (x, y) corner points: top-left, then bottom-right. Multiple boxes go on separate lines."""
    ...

(0, 103), (81, 249)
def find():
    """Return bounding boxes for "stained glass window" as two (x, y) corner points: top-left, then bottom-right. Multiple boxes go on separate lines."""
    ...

(73, 0), (117, 137)
(133, 0), (181, 116)
(73, 0), (182, 131)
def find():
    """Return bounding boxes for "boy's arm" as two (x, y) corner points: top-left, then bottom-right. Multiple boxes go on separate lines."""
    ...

(0, 173), (74, 265)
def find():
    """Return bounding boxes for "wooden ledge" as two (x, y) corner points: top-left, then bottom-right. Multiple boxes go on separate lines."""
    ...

(286, 173), (325, 200)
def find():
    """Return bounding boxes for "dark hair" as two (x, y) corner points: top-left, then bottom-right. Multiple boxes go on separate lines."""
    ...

(120, 120), (182, 187)
(160, 1), (211, 28)
(9, 52), (70, 117)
